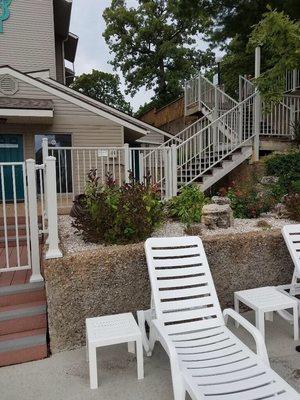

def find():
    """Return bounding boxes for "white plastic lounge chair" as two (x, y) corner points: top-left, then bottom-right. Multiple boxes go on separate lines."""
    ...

(282, 224), (300, 288)
(276, 224), (300, 322)
(138, 236), (300, 400)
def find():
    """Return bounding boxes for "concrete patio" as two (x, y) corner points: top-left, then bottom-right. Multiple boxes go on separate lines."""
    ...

(1, 311), (300, 400)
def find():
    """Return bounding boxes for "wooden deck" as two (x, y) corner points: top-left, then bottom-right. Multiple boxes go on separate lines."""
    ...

(0, 269), (32, 287)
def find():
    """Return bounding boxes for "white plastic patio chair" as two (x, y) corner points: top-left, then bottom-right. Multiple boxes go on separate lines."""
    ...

(138, 236), (300, 400)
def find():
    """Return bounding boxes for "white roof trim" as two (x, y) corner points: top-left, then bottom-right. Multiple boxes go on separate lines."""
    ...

(0, 67), (147, 136)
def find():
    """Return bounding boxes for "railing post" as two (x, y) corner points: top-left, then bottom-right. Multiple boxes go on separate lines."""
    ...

(124, 143), (130, 183)
(45, 156), (62, 259)
(293, 69), (297, 92)
(26, 159), (44, 283)
(198, 75), (201, 110)
(171, 144), (177, 197)
(290, 103), (296, 137)
(42, 138), (49, 217)
(253, 46), (261, 162)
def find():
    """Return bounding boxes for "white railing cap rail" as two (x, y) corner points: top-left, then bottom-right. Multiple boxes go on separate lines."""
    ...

(177, 92), (256, 149)
(199, 74), (239, 105)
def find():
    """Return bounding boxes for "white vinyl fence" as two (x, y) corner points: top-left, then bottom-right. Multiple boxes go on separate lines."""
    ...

(43, 140), (177, 207)
(0, 157), (62, 282)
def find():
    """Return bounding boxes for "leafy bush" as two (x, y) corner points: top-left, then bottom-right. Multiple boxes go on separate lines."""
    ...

(167, 184), (209, 226)
(284, 193), (300, 221)
(220, 175), (279, 219)
(292, 119), (300, 147)
(265, 150), (300, 193)
(71, 170), (164, 244)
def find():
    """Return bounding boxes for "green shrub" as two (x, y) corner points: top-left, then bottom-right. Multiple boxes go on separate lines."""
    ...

(168, 184), (209, 226)
(284, 193), (300, 221)
(71, 170), (164, 244)
(264, 149), (300, 193)
(220, 174), (280, 219)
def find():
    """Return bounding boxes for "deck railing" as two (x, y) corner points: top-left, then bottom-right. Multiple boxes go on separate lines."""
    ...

(177, 94), (256, 187)
(0, 157), (61, 281)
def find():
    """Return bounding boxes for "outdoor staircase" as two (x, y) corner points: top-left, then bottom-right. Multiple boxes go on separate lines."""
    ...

(0, 280), (47, 367)
(150, 70), (300, 196)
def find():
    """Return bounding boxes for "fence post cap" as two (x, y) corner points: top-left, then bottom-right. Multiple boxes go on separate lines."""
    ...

(46, 156), (56, 161)
(26, 158), (35, 164)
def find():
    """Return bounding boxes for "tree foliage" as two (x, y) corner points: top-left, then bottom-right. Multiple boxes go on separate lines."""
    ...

(103, 0), (215, 108)
(209, 1), (300, 98)
(71, 69), (132, 114)
(249, 10), (300, 105)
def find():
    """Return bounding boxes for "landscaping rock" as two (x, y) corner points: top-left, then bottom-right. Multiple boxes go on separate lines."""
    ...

(274, 203), (291, 219)
(211, 196), (231, 205)
(201, 204), (234, 229)
(184, 223), (203, 236)
(260, 176), (279, 185)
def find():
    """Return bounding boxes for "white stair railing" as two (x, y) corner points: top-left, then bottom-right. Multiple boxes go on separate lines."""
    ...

(185, 74), (238, 116)
(286, 69), (300, 92)
(177, 93), (256, 188)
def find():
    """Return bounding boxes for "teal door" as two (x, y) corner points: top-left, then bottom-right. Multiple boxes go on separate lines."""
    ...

(0, 135), (24, 201)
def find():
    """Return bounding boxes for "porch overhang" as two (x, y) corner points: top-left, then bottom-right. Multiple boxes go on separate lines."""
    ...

(54, 0), (73, 40)
(64, 33), (78, 63)
(0, 98), (54, 124)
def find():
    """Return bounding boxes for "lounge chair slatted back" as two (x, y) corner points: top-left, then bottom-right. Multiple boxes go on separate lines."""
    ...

(145, 236), (224, 335)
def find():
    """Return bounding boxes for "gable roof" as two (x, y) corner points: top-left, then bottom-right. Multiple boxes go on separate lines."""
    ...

(0, 66), (174, 140)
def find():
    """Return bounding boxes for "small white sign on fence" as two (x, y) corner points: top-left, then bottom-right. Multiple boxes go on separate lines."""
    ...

(97, 149), (109, 157)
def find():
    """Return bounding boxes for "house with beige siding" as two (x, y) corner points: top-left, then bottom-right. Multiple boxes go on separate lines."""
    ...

(0, 0), (171, 177)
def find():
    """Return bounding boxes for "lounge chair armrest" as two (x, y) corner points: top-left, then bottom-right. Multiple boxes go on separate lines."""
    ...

(223, 308), (270, 366)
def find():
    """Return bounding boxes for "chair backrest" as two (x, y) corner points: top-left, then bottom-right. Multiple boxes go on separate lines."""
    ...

(145, 236), (224, 335)
(282, 224), (300, 280)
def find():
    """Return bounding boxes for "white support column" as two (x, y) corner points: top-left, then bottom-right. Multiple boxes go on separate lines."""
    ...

(293, 69), (297, 92)
(171, 144), (177, 197)
(198, 74), (201, 110)
(42, 138), (49, 217)
(124, 143), (130, 183)
(26, 159), (44, 283)
(184, 81), (187, 116)
(45, 156), (62, 259)
(253, 46), (261, 162)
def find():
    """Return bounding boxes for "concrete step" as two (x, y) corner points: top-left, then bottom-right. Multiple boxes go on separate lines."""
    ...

(0, 328), (47, 367)
(0, 282), (46, 307)
(0, 300), (47, 335)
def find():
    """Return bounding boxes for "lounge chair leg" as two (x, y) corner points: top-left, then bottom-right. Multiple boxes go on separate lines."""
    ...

(137, 310), (151, 356)
(171, 366), (185, 400)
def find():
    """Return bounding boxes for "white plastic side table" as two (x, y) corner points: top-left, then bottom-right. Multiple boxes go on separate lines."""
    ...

(86, 313), (144, 389)
(234, 286), (299, 340)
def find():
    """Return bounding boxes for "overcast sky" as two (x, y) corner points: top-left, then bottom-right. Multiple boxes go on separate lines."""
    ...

(70, 0), (150, 111)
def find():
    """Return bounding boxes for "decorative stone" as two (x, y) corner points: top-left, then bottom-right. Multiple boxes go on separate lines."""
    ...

(201, 204), (234, 229)
(260, 176), (279, 185)
(211, 196), (231, 205)
(184, 223), (203, 236)
(274, 203), (291, 219)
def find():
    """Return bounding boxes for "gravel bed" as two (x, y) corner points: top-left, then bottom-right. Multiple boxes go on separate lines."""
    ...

(58, 215), (298, 254)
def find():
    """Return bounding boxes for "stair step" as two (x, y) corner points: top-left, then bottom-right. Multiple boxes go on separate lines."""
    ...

(0, 282), (46, 307)
(0, 328), (47, 366)
(0, 301), (47, 335)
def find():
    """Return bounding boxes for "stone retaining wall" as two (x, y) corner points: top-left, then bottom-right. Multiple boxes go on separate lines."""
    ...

(44, 230), (294, 353)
